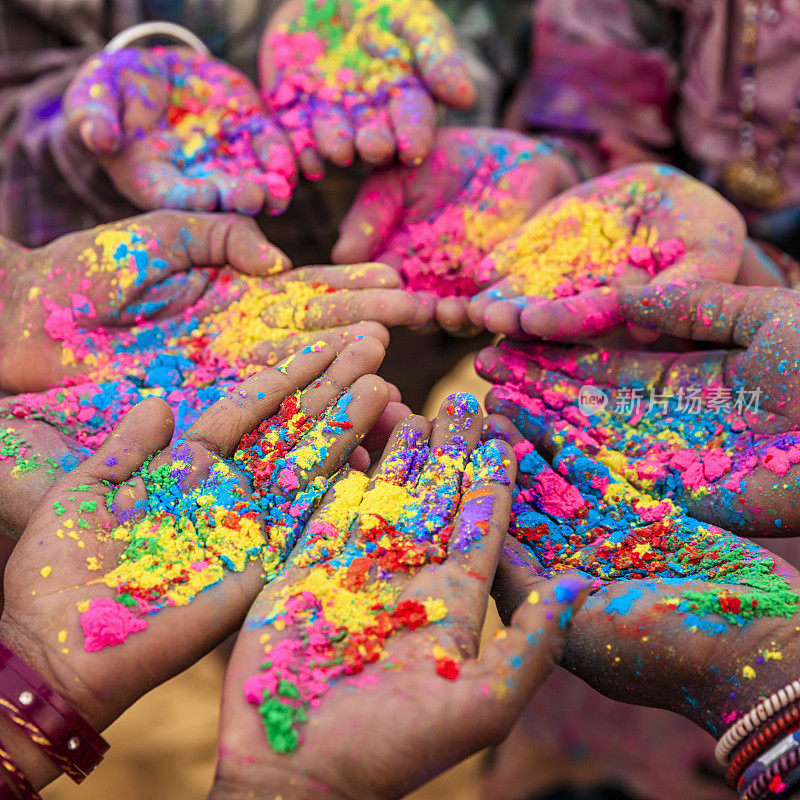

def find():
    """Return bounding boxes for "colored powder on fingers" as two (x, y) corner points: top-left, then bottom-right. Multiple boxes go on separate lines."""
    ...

(244, 395), (511, 752)
(71, 384), (355, 651)
(266, 0), (464, 158)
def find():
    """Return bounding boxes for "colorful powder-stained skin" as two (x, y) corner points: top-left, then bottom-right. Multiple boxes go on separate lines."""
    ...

(0, 253), (348, 450)
(469, 165), (745, 340)
(263, 0), (468, 165)
(75, 381), (356, 651)
(506, 438), (798, 624)
(481, 340), (800, 537)
(478, 341), (800, 625)
(481, 176), (687, 298)
(242, 393), (510, 753)
(66, 47), (295, 211)
(341, 129), (560, 298)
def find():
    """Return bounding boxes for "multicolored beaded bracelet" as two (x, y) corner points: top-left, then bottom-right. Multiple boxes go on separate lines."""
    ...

(0, 737), (42, 800)
(717, 680), (800, 764)
(0, 642), (108, 782)
(738, 731), (800, 792)
(727, 705), (800, 787)
(741, 745), (800, 800)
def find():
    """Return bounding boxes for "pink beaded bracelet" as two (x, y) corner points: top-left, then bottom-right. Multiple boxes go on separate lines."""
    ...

(0, 641), (108, 782)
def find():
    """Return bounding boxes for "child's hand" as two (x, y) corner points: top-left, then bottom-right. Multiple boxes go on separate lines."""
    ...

(468, 164), (745, 342)
(0, 212), (422, 393)
(211, 395), (588, 800)
(483, 415), (800, 744)
(477, 279), (800, 537)
(64, 47), (296, 214)
(260, 0), (474, 176)
(0, 340), (390, 754)
(332, 127), (569, 333)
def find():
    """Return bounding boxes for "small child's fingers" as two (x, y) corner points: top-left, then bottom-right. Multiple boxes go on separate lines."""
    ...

(389, 88), (437, 166)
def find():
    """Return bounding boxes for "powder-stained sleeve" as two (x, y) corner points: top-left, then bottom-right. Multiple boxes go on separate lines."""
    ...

(0, 0), (141, 246)
(0, 50), (139, 247)
(520, 0), (679, 151)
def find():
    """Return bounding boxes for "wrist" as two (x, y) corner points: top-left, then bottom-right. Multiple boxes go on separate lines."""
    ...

(0, 611), (111, 734)
(210, 763), (351, 800)
(0, 618), (81, 791)
(706, 625), (800, 739)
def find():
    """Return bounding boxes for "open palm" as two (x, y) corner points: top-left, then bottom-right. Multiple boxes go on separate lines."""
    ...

(468, 164), (745, 342)
(477, 280), (800, 537)
(332, 127), (569, 332)
(64, 48), (296, 213)
(483, 415), (800, 741)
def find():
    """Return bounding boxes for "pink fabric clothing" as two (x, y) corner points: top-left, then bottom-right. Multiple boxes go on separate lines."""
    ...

(522, 0), (800, 210)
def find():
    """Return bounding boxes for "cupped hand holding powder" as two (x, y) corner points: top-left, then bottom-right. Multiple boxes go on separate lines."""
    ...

(0, 211), (289, 393)
(483, 415), (800, 754)
(63, 47), (296, 214)
(468, 164), (746, 342)
(0, 211), (424, 394)
(211, 393), (590, 800)
(477, 280), (800, 537)
(0, 341), (393, 792)
(260, 0), (475, 177)
(332, 127), (574, 333)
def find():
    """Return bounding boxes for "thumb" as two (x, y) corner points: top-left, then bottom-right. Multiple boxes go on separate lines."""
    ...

(470, 575), (590, 707)
(332, 171), (405, 264)
(619, 280), (798, 347)
(125, 211), (291, 289)
(71, 396), (174, 485)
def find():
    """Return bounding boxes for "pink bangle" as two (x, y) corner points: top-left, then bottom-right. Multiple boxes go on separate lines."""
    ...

(0, 641), (108, 782)
(0, 737), (42, 800)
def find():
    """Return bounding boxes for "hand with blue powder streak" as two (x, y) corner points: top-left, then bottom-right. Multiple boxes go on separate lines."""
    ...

(0, 340), (394, 793)
(211, 393), (589, 800)
(0, 211), (424, 394)
(482, 414), (800, 757)
(63, 47), (297, 214)
(0, 211), (289, 393)
(477, 280), (800, 538)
